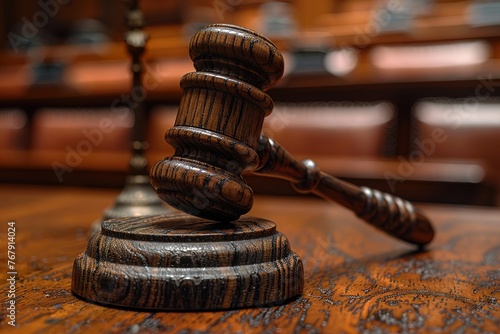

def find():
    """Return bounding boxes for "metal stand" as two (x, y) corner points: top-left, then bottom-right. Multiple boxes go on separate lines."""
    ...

(90, 0), (171, 235)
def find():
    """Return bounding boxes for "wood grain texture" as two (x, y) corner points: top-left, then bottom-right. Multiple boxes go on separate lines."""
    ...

(72, 214), (303, 310)
(0, 185), (499, 333)
(150, 24), (433, 245)
(151, 24), (283, 222)
(256, 134), (434, 246)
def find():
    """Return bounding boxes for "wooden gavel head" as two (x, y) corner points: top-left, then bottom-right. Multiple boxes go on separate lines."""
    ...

(150, 24), (434, 248)
(151, 24), (283, 221)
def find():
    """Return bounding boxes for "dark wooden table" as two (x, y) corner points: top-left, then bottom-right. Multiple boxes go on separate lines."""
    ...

(0, 185), (499, 333)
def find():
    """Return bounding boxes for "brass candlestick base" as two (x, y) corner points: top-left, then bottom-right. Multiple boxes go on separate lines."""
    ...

(89, 175), (172, 235)
(73, 214), (303, 310)
(88, 0), (172, 236)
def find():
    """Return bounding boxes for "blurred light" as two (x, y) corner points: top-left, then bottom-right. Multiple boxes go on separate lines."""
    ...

(324, 47), (358, 76)
(417, 101), (500, 127)
(370, 40), (491, 69)
(0, 109), (27, 129)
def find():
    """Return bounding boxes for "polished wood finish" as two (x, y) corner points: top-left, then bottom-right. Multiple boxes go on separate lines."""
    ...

(256, 134), (433, 246)
(152, 23), (283, 222)
(73, 214), (303, 310)
(151, 24), (434, 246)
(1, 185), (499, 332)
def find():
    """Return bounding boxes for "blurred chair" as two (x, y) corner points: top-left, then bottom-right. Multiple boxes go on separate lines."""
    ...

(413, 99), (500, 204)
(31, 108), (133, 152)
(263, 102), (396, 158)
(0, 109), (28, 150)
(413, 99), (500, 171)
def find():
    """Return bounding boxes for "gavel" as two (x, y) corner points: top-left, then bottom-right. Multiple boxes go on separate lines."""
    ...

(73, 24), (434, 311)
(150, 24), (434, 246)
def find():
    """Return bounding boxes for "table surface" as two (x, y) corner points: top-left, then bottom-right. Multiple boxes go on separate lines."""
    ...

(0, 185), (499, 333)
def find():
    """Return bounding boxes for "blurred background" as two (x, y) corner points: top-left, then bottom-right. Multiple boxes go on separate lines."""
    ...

(0, 0), (499, 206)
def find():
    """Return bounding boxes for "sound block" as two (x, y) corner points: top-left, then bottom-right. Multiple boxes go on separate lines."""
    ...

(72, 214), (304, 310)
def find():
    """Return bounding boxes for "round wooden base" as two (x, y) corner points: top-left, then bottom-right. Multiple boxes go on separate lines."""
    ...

(72, 214), (304, 310)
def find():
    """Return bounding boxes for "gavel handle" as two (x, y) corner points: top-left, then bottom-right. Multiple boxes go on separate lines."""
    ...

(255, 134), (434, 246)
